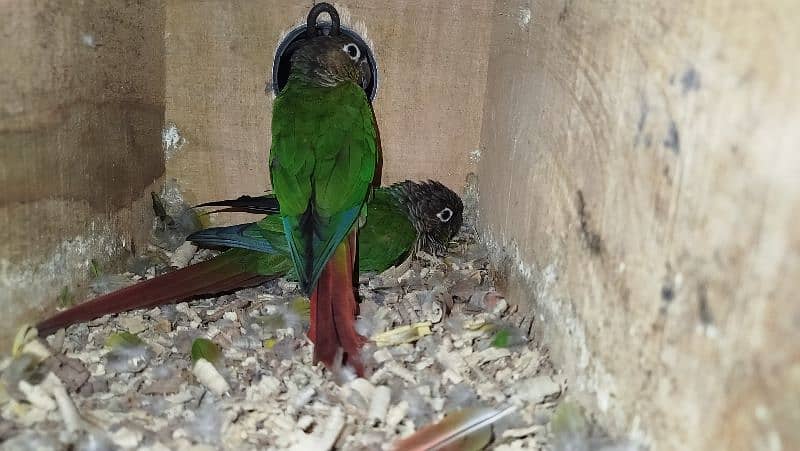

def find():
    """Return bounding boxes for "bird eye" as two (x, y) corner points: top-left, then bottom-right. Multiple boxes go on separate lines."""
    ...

(343, 43), (360, 60)
(436, 207), (453, 222)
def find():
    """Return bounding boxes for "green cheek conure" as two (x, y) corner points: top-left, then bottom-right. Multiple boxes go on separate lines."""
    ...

(267, 9), (381, 375)
(35, 181), (464, 350)
(191, 181), (463, 275)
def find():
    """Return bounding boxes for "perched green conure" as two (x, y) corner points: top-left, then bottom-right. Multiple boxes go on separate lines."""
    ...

(268, 23), (381, 374)
(35, 181), (464, 341)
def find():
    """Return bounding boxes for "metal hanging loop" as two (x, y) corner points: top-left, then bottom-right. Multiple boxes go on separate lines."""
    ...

(306, 3), (341, 38)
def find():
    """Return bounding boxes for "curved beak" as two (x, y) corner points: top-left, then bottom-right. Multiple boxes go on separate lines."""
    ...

(359, 58), (371, 90)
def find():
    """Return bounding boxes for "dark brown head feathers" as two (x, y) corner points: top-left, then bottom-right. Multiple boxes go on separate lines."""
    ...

(289, 35), (370, 89)
(388, 180), (464, 255)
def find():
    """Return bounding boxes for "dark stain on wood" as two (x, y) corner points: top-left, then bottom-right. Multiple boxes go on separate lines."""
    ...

(576, 190), (604, 256)
(680, 66), (701, 94)
(663, 120), (681, 154)
(697, 283), (714, 325)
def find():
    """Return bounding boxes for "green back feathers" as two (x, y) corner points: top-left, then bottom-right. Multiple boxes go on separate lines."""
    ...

(358, 190), (416, 272)
(249, 214), (294, 277)
(270, 81), (377, 216)
(270, 79), (378, 292)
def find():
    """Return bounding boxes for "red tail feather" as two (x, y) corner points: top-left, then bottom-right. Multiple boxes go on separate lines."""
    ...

(37, 255), (272, 337)
(310, 232), (365, 375)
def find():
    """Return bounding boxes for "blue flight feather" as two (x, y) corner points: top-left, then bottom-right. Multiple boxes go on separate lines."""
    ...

(188, 223), (278, 254)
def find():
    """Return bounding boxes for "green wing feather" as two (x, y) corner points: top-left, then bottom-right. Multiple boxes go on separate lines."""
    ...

(358, 190), (417, 272)
(270, 80), (378, 292)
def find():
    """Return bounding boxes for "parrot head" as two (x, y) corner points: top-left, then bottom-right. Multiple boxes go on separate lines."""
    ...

(389, 180), (465, 256)
(290, 35), (371, 90)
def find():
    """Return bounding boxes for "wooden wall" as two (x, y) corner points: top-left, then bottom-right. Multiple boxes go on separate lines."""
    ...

(0, 0), (165, 346)
(478, 1), (800, 449)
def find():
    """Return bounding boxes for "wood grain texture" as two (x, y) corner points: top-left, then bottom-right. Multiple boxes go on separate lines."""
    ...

(0, 0), (165, 347)
(478, 1), (800, 449)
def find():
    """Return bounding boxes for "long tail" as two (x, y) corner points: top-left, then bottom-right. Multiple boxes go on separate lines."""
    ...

(310, 231), (365, 375)
(37, 253), (273, 337)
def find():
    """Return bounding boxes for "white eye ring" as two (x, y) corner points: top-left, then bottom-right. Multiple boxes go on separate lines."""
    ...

(436, 207), (453, 223)
(343, 43), (360, 60)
